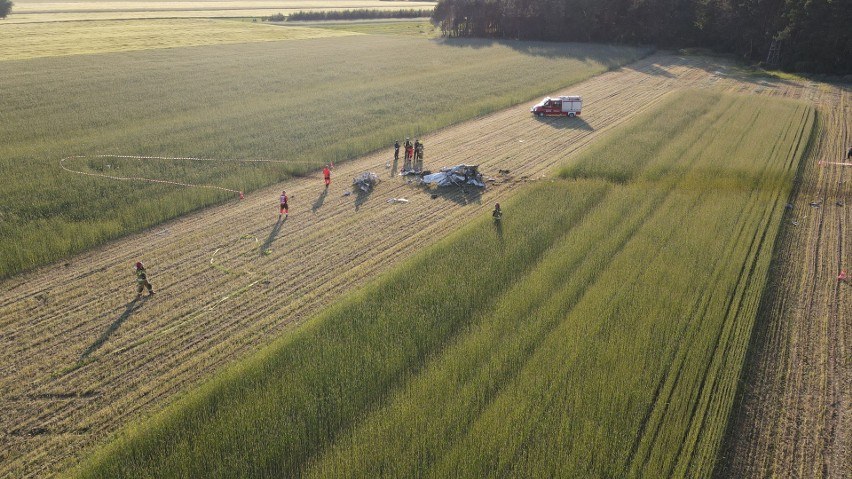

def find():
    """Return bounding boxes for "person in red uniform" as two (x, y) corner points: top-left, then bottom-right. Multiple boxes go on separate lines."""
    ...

(323, 165), (331, 188)
(279, 190), (288, 219)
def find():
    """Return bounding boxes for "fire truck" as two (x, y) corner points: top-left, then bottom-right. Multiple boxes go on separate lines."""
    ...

(530, 95), (582, 117)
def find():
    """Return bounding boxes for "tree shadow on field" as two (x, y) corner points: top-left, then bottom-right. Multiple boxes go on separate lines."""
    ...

(260, 218), (284, 254)
(435, 37), (642, 63)
(534, 115), (594, 131)
(312, 188), (328, 213)
(81, 298), (144, 359)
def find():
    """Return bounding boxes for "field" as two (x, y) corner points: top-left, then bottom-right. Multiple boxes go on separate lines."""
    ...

(3, 0), (437, 23)
(68, 90), (814, 478)
(0, 34), (646, 278)
(2, 50), (847, 478)
(0, 20), (360, 61)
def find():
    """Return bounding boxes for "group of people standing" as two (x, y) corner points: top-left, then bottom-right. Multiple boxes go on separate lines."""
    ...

(394, 138), (424, 172)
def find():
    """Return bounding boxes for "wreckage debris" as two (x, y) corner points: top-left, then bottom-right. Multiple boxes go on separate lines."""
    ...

(387, 198), (409, 204)
(421, 164), (485, 188)
(353, 172), (380, 192)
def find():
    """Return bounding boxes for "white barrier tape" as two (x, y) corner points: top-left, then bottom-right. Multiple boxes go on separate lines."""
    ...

(60, 154), (323, 197)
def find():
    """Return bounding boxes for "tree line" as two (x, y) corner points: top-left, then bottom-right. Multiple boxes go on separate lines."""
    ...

(283, 8), (433, 21)
(1, 0), (13, 19)
(431, 0), (851, 74)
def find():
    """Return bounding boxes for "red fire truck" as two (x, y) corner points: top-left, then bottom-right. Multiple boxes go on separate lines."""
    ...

(530, 95), (582, 117)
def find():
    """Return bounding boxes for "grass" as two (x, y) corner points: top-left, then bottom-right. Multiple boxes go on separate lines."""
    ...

(3, 0), (437, 23)
(70, 90), (814, 478)
(0, 19), (360, 61)
(0, 35), (646, 278)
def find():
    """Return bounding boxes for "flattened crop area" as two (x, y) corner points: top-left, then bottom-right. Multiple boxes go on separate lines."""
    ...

(0, 54), (846, 477)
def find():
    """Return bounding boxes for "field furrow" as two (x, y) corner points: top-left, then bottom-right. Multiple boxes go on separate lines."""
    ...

(0, 53), (846, 478)
(715, 83), (850, 479)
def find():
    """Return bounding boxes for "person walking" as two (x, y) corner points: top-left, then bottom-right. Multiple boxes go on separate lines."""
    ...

(394, 140), (400, 162)
(323, 165), (331, 188)
(134, 262), (155, 298)
(492, 203), (502, 222)
(279, 190), (289, 219)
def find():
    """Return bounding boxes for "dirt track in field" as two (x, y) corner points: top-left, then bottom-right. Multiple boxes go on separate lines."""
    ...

(0, 53), (847, 478)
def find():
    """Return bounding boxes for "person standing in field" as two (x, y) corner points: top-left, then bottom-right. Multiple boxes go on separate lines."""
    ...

(492, 203), (502, 222)
(279, 190), (288, 219)
(134, 262), (155, 298)
(394, 140), (400, 162)
(323, 165), (331, 188)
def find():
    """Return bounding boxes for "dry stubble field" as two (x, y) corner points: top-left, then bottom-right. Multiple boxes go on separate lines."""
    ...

(4, 0), (436, 22)
(0, 54), (848, 478)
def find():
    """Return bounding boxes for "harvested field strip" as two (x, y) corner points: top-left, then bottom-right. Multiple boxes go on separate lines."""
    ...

(75, 182), (611, 478)
(71, 91), (814, 478)
(716, 81), (850, 477)
(0, 20), (359, 61)
(0, 36), (646, 278)
(0, 54), (829, 478)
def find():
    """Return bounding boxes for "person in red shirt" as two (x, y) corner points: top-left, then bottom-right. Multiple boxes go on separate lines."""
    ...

(323, 165), (331, 188)
(279, 190), (288, 219)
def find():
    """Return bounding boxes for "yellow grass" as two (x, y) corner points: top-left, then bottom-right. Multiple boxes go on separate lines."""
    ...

(3, 0), (436, 23)
(0, 19), (360, 60)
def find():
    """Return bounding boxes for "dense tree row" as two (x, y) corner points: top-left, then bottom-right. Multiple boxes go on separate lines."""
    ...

(284, 8), (432, 21)
(431, 0), (851, 74)
(1, 0), (14, 19)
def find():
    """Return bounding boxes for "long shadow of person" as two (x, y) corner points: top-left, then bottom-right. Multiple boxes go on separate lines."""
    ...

(260, 218), (284, 255)
(312, 188), (328, 213)
(80, 297), (144, 359)
(495, 218), (504, 243)
(391, 155), (399, 178)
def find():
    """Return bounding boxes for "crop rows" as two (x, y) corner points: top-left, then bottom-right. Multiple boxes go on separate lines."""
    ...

(0, 53), (841, 478)
(4, 0), (437, 23)
(72, 90), (814, 478)
(0, 35), (646, 278)
(0, 20), (358, 62)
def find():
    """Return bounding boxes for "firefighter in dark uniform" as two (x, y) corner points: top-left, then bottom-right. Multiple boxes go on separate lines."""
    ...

(135, 262), (155, 297)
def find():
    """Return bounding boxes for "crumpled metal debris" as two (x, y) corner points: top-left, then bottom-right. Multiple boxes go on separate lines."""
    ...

(353, 172), (379, 192)
(387, 197), (409, 204)
(421, 164), (485, 188)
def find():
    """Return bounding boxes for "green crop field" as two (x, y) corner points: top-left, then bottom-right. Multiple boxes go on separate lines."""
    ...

(0, 20), (359, 61)
(70, 90), (814, 478)
(0, 33), (646, 279)
(3, 0), (437, 23)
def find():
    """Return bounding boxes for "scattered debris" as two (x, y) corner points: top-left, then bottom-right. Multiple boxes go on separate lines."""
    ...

(343, 190), (352, 196)
(838, 270), (848, 282)
(421, 164), (485, 188)
(837, 201), (844, 207)
(785, 203), (794, 210)
(791, 220), (799, 226)
(498, 169), (511, 175)
(387, 198), (409, 204)
(810, 201), (821, 207)
(353, 172), (380, 192)
(430, 194), (438, 199)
